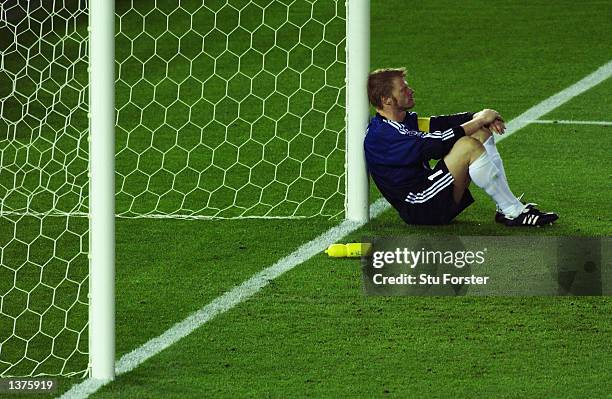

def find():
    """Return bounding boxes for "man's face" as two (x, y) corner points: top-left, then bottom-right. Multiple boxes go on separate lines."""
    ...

(388, 76), (415, 110)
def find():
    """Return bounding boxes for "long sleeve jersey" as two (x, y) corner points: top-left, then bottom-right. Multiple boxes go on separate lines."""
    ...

(364, 111), (473, 206)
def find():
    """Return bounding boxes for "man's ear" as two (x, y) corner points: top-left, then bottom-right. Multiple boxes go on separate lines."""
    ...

(381, 95), (392, 106)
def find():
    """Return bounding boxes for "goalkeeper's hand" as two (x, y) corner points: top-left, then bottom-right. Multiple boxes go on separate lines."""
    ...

(474, 109), (506, 135)
(487, 117), (506, 135)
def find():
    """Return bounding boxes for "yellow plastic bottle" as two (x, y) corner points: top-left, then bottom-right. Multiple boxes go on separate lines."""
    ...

(325, 243), (371, 257)
(324, 244), (347, 257)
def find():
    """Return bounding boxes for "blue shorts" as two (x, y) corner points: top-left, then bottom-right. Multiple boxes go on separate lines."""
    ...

(398, 160), (474, 225)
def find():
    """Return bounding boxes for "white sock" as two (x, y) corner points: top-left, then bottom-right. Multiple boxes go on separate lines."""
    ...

(484, 136), (522, 212)
(483, 135), (520, 212)
(483, 136), (507, 181)
(468, 152), (524, 218)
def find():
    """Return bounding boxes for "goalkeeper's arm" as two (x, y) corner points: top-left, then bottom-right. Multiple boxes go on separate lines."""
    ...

(423, 110), (506, 135)
(426, 112), (475, 132)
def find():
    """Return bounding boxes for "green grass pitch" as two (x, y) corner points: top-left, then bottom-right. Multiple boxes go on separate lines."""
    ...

(0, 0), (611, 397)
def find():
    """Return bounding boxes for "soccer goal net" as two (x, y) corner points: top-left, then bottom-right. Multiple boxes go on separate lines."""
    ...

(0, 0), (368, 378)
(115, 0), (348, 219)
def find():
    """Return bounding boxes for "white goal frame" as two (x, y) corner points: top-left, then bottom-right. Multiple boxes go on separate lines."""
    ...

(86, 0), (369, 381)
(89, 0), (115, 381)
(346, 0), (370, 222)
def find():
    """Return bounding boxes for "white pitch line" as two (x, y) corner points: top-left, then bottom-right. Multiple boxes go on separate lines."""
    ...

(59, 59), (612, 399)
(496, 59), (612, 143)
(529, 119), (612, 126)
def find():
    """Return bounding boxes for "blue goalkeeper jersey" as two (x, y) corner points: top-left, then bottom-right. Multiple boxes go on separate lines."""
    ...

(364, 111), (472, 208)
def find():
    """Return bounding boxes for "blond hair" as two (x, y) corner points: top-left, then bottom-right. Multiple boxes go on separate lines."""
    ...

(367, 67), (406, 108)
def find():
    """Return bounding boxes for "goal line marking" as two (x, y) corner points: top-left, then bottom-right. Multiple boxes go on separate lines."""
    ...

(529, 119), (612, 126)
(59, 58), (612, 399)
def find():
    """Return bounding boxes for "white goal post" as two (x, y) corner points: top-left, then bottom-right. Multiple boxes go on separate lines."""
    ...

(345, 0), (370, 222)
(89, 0), (116, 381)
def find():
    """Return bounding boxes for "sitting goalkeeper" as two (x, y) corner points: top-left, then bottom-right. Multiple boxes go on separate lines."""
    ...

(364, 67), (558, 226)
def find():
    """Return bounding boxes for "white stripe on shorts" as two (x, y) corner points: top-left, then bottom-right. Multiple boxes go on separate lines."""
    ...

(406, 173), (452, 201)
(405, 173), (454, 204)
